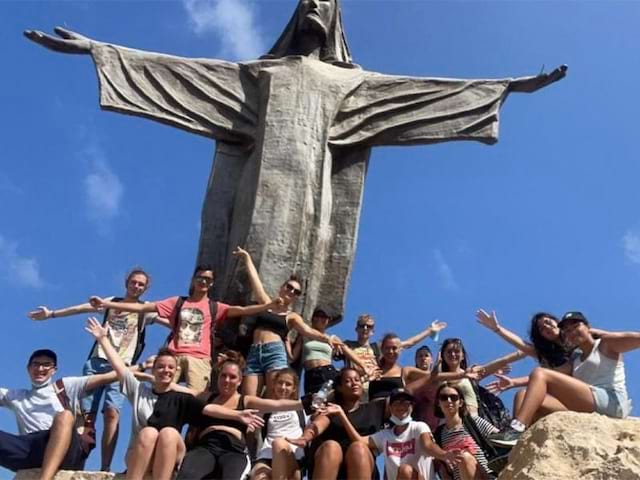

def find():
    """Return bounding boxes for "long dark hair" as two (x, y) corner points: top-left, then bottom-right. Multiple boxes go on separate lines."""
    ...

(529, 312), (570, 368)
(439, 338), (469, 372)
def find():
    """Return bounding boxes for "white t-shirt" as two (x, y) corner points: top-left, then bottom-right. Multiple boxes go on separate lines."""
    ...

(257, 410), (308, 461)
(371, 420), (433, 480)
(0, 376), (89, 435)
(121, 370), (158, 448)
(91, 297), (157, 365)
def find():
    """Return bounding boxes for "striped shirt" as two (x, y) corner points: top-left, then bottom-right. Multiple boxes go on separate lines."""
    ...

(438, 415), (498, 480)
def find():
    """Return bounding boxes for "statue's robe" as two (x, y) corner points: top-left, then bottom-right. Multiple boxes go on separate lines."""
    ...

(91, 44), (554, 319)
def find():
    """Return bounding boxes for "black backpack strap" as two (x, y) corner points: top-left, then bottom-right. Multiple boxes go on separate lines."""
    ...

(261, 411), (272, 439)
(434, 423), (444, 446)
(165, 296), (187, 348)
(87, 297), (124, 360)
(208, 300), (218, 362)
(462, 414), (498, 459)
(371, 342), (381, 360)
(131, 308), (148, 364)
(296, 409), (306, 430)
(54, 379), (71, 410)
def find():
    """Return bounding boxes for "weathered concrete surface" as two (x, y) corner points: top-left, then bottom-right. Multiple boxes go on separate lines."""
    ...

(499, 412), (640, 480)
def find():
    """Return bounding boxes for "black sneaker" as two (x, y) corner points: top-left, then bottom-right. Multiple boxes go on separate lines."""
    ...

(488, 426), (522, 447)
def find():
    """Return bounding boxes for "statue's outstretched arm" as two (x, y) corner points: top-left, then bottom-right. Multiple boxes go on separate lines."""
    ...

(508, 64), (568, 93)
(24, 27), (93, 54)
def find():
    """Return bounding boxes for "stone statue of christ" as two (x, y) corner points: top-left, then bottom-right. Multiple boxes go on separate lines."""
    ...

(25, 0), (566, 320)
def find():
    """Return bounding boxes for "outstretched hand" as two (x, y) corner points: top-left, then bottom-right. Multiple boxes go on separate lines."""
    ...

(485, 374), (515, 395)
(24, 27), (93, 54)
(89, 296), (107, 310)
(476, 309), (499, 332)
(286, 436), (308, 448)
(431, 320), (447, 332)
(28, 306), (52, 321)
(232, 246), (250, 261)
(85, 317), (108, 340)
(238, 409), (265, 432)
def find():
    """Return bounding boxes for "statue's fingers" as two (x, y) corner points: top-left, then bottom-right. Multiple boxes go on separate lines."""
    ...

(54, 26), (81, 40)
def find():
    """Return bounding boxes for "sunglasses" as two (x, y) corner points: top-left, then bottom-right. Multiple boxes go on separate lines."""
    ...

(357, 323), (374, 330)
(438, 393), (460, 402)
(30, 361), (56, 370)
(284, 283), (302, 296)
(195, 275), (214, 285)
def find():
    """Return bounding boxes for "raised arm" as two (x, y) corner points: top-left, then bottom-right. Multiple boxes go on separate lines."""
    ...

(89, 296), (157, 314)
(475, 350), (526, 380)
(288, 314), (343, 350)
(475, 309), (537, 358)
(28, 301), (99, 321)
(600, 331), (640, 356)
(232, 246), (270, 304)
(201, 404), (264, 432)
(400, 320), (447, 349)
(244, 396), (303, 413)
(226, 297), (283, 318)
(340, 343), (375, 377)
(85, 317), (129, 381)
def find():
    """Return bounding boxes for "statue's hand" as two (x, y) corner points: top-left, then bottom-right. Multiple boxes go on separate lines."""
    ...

(509, 64), (568, 93)
(24, 27), (93, 54)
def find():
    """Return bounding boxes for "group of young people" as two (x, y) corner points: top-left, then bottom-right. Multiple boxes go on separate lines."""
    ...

(1, 250), (638, 480)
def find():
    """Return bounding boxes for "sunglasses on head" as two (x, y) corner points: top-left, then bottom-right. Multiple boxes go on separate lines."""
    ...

(438, 393), (460, 402)
(284, 283), (302, 296)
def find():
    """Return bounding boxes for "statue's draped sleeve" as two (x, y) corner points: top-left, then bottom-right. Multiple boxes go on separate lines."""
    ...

(90, 43), (257, 143)
(331, 72), (534, 147)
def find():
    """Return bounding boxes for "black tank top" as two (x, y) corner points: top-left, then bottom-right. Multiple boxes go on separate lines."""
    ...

(368, 376), (404, 400)
(198, 394), (248, 434)
(253, 311), (289, 339)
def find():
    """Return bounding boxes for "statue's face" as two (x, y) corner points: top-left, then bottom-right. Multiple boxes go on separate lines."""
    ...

(297, 0), (336, 39)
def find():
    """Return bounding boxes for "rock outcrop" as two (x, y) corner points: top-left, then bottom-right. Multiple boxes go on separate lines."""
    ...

(15, 471), (124, 480)
(499, 411), (640, 480)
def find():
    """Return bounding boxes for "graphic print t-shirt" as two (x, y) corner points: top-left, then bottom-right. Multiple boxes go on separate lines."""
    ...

(156, 297), (230, 358)
(92, 297), (157, 364)
(371, 421), (432, 480)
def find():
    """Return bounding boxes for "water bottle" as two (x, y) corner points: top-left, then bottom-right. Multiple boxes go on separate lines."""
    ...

(430, 321), (440, 343)
(312, 379), (334, 410)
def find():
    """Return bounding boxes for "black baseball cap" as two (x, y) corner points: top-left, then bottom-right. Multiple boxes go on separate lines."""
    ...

(389, 388), (415, 404)
(559, 311), (590, 329)
(28, 349), (58, 366)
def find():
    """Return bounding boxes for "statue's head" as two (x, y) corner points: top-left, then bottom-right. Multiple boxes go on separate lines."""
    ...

(263, 0), (356, 68)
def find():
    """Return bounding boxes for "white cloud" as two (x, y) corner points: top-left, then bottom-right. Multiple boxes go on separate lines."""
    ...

(622, 231), (640, 264)
(433, 249), (458, 291)
(0, 235), (45, 288)
(182, 0), (265, 60)
(83, 145), (124, 233)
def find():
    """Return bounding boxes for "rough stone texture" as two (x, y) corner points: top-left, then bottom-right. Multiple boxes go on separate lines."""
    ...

(15, 470), (124, 480)
(27, 0), (566, 326)
(499, 412), (640, 480)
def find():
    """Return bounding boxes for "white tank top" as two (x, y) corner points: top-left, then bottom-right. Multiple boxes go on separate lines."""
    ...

(572, 338), (628, 397)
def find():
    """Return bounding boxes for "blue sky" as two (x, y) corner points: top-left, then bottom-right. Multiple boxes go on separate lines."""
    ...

(2, 0), (640, 474)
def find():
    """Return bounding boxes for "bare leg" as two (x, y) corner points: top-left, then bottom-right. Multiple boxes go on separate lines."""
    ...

(512, 389), (526, 418)
(40, 411), (75, 480)
(516, 367), (595, 426)
(152, 427), (186, 480)
(264, 370), (279, 399)
(397, 463), (419, 480)
(271, 438), (300, 480)
(101, 407), (119, 471)
(243, 374), (263, 397)
(126, 427), (158, 480)
(345, 442), (374, 480)
(250, 461), (272, 480)
(313, 440), (343, 480)
(458, 451), (480, 480)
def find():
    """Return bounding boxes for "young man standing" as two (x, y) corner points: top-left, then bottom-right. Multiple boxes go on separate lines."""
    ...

(28, 268), (159, 472)
(0, 349), (128, 480)
(90, 264), (281, 392)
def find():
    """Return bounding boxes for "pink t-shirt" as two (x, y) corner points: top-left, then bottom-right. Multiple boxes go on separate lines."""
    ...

(156, 297), (229, 359)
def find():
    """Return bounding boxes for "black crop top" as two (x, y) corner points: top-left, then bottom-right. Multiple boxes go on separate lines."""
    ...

(146, 391), (205, 431)
(368, 376), (404, 401)
(253, 311), (289, 339)
(197, 394), (248, 435)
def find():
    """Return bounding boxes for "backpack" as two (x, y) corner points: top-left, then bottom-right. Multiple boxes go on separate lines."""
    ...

(54, 380), (96, 455)
(434, 415), (510, 475)
(473, 382), (512, 431)
(88, 297), (148, 364)
(164, 296), (219, 362)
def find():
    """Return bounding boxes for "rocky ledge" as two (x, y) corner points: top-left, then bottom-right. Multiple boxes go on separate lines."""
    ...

(499, 411), (640, 480)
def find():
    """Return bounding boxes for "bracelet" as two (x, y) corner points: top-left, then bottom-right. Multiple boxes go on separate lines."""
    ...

(51, 310), (56, 318)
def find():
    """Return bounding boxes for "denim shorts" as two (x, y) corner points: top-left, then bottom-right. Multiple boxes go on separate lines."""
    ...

(245, 341), (288, 375)
(80, 357), (125, 413)
(590, 386), (631, 418)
